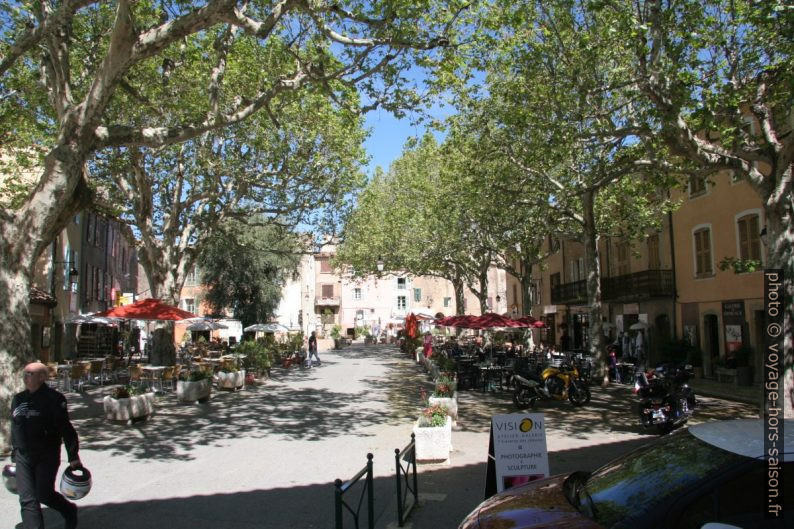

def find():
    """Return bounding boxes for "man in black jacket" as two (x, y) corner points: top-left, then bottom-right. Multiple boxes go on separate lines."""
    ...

(11, 361), (81, 529)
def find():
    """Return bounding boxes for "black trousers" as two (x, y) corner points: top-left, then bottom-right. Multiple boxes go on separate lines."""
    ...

(14, 449), (76, 529)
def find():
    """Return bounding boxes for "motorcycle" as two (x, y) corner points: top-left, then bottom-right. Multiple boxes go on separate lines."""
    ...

(634, 363), (697, 434)
(512, 360), (591, 409)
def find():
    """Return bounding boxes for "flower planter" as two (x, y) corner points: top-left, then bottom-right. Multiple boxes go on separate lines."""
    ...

(176, 378), (212, 403)
(103, 392), (156, 423)
(413, 416), (452, 463)
(217, 369), (245, 390)
(429, 392), (458, 422)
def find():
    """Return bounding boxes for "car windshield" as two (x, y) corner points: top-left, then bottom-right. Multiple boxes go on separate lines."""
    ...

(579, 430), (746, 527)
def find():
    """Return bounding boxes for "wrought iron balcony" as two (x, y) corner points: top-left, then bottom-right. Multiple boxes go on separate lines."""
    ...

(603, 269), (674, 301)
(550, 270), (674, 305)
(315, 296), (340, 306)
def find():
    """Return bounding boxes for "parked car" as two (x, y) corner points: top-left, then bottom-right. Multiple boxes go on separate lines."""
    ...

(459, 419), (793, 529)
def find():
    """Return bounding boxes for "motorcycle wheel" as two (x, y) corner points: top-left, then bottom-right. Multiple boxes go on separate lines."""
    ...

(657, 421), (674, 435)
(568, 385), (591, 406)
(513, 387), (536, 410)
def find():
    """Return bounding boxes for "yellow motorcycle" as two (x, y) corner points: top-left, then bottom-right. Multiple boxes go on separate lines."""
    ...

(512, 362), (591, 409)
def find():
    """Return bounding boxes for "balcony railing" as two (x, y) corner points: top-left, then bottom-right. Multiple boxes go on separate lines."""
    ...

(315, 296), (341, 306)
(550, 269), (674, 305)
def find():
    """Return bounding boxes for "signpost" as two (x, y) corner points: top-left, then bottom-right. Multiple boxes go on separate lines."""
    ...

(485, 413), (550, 497)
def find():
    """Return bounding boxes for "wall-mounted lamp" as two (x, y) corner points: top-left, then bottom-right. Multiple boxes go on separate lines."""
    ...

(376, 256), (384, 272)
(55, 260), (79, 283)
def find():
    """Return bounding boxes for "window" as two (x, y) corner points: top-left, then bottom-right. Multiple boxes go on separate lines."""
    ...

(443, 297), (451, 308)
(353, 288), (361, 300)
(530, 280), (540, 306)
(616, 242), (630, 276)
(647, 234), (661, 269)
(183, 298), (195, 314)
(550, 273), (560, 290)
(737, 214), (761, 262)
(86, 214), (94, 244)
(689, 176), (707, 197)
(413, 288), (421, 302)
(570, 257), (584, 281)
(185, 266), (198, 286)
(321, 284), (334, 298)
(397, 296), (406, 310)
(512, 283), (519, 306)
(318, 257), (331, 273)
(694, 227), (713, 276)
(397, 277), (406, 290)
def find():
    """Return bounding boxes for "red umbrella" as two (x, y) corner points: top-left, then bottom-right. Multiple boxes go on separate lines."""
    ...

(475, 312), (527, 329)
(434, 314), (481, 328)
(405, 313), (419, 339)
(515, 315), (546, 328)
(95, 298), (198, 321)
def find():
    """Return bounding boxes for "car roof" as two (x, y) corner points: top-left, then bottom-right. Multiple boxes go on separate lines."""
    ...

(688, 419), (793, 462)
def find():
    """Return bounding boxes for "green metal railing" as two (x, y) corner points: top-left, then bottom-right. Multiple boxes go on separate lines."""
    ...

(334, 453), (374, 529)
(395, 433), (418, 527)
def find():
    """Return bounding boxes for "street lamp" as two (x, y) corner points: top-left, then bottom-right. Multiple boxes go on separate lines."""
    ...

(376, 256), (384, 272)
(54, 260), (79, 285)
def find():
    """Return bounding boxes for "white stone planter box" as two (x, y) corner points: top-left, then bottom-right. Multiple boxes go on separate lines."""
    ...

(176, 378), (212, 403)
(413, 415), (452, 463)
(216, 369), (245, 390)
(429, 392), (458, 421)
(103, 392), (155, 422)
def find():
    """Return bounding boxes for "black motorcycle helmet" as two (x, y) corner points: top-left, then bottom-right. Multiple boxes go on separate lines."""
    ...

(2, 464), (17, 495)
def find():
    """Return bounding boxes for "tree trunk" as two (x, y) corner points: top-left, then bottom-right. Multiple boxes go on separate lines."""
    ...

(0, 147), (92, 449)
(452, 274), (466, 316)
(520, 272), (533, 316)
(581, 191), (607, 386)
(764, 191), (793, 418)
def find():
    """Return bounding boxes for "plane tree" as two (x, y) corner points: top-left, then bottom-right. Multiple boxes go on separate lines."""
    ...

(0, 0), (470, 447)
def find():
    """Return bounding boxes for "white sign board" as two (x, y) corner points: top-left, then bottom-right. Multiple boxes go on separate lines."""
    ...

(491, 413), (550, 493)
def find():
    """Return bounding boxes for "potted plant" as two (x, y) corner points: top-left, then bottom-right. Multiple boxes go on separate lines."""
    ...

(217, 365), (245, 391)
(103, 385), (155, 423)
(330, 324), (343, 350)
(428, 376), (459, 422)
(412, 402), (452, 463)
(176, 369), (213, 403)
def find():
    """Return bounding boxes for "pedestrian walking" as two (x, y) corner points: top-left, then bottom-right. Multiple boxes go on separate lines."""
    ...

(11, 361), (81, 529)
(307, 331), (321, 367)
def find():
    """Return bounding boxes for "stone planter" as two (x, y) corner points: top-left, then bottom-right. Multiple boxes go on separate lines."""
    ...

(217, 369), (245, 390)
(429, 392), (458, 422)
(103, 392), (155, 423)
(176, 378), (212, 403)
(413, 416), (452, 463)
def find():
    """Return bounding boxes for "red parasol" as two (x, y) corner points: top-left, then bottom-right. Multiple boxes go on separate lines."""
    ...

(515, 315), (547, 328)
(474, 312), (527, 329)
(405, 313), (419, 339)
(95, 298), (198, 321)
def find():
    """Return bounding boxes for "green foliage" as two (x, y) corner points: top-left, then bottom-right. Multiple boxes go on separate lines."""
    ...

(198, 221), (300, 326)
(355, 326), (371, 339)
(110, 385), (145, 399)
(330, 325), (342, 340)
(718, 257), (762, 275)
(433, 375), (456, 398)
(181, 369), (213, 382)
(418, 403), (449, 428)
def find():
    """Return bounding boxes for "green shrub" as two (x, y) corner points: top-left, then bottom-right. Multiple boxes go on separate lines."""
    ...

(418, 404), (448, 428)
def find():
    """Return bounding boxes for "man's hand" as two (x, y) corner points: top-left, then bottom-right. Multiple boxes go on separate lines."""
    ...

(69, 459), (82, 469)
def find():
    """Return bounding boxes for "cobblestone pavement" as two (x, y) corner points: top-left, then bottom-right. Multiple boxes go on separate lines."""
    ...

(0, 344), (758, 529)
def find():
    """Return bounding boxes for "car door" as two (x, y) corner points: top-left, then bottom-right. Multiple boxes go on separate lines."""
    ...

(665, 460), (793, 529)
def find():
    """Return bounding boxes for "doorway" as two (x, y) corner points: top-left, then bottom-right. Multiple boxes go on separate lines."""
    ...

(703, 314), (720, 377)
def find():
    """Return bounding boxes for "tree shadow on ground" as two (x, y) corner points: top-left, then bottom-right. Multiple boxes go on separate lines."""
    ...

(22, 435), (660, 529)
